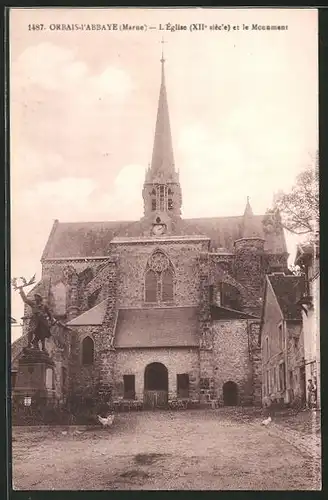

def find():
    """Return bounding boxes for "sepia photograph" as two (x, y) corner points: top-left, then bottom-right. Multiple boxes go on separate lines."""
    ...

(9, 7), (320, 491)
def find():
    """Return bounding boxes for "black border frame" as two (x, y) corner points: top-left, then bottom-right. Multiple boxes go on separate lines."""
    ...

(2, 4), (327, 500)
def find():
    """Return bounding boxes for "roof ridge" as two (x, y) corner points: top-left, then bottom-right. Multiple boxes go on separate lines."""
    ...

(67, 297), (109, 326)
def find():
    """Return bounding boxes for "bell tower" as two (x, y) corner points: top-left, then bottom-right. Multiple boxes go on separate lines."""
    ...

(142, 44), (182, 232)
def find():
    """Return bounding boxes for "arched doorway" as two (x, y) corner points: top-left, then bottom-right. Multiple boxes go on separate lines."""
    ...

(144, 362), (168, 409)
(223, 381), (238, 406)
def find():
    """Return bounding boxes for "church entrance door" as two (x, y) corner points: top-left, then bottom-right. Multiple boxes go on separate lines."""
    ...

(144, 362), (168, 409)
(223, 381), (238, 406)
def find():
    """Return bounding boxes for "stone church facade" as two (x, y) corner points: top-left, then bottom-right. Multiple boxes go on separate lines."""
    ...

(12, 57), (289, 409)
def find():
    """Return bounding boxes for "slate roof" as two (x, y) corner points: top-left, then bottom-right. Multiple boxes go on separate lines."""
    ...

(268, 274), (305, 321)
(210, 306), (259, 320)
(67, 298), (108, 326)
(114, 307), (199, 348)
(42, 215), (287, 259)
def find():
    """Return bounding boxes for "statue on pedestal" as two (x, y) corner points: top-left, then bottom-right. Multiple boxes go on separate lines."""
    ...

(12, 276), (54, 352)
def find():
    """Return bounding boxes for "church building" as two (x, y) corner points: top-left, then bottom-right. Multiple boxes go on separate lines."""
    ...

(12, 55), (289, 410)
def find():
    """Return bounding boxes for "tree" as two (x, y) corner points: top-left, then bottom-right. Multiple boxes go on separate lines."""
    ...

(270, 156), (319, 236)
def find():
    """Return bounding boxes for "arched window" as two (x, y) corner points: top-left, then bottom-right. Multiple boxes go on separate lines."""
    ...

(221, 282), (242, 310)
(82, 336), (94, 365)
(162, 268), (174, 301)
(151, 188), (156, 211)
(88, 288), (100, 309)
(52, 282), (67, 316)
(145, 269), (158, 303)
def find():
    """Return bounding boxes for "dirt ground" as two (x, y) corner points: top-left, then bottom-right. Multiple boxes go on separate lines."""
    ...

(12, 408), (321, 491)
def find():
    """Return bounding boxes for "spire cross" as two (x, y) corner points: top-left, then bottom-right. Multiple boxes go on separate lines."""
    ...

(160, 37), (167, 63)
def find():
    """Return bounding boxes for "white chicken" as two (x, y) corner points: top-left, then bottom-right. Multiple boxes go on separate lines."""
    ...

(261, 416), (272, 426)
(97, 413), (115, 427)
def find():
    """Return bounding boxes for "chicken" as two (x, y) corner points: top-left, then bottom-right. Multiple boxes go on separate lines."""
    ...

(261, 416), (272, 426)
(97, 413), (115, 427)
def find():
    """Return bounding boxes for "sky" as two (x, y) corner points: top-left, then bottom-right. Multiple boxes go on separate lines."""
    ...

(10, 8), (318, 341)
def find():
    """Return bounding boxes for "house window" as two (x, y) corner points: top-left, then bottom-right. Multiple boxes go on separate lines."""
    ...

(162, 268), (174, 302)
(266, 370), (270, 395)
(263, 372), (267, 396)
(177, 374), (190, 398)
(265, 337), (269, 360)
(11, 371), (17, 389)
(123, 375), (135, 400)
(273, 366), (277, 390)
(145, 269), (158, 302)
(82, 336), (94, 365)
(279, 362), (286, 391)
(46, 368), (55, 390)
(62, 367), (67, 389)
(278, 324), (283, 350)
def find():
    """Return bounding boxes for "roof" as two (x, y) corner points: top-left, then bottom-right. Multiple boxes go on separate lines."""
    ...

(268, 274), (305, 320)
(211, 306), (259, 320)
(67, 298), (108, 326)
(114, 307), (199, 348)
(42, 214), (287, 259)
(11, 334), (28, 365)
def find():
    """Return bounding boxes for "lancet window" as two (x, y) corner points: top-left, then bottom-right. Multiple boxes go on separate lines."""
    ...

(144, 251), (174, 303)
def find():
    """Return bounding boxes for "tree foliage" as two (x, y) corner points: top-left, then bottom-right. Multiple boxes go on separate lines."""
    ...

(271, 157), (319, 236)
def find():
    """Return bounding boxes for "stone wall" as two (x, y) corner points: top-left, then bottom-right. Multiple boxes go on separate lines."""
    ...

(286, 321), (304, 401)
(212, 320), (254, 405)
(68, 326), (101, 401)
(234, 238), (265, 314)
(114, 348), (200, 401)
(111, 240), (208, 308)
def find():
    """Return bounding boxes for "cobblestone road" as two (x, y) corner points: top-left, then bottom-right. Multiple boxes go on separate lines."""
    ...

(12, 409), (321, 490)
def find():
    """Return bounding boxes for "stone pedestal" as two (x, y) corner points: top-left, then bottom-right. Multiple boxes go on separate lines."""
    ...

(13, 347), (56, 406)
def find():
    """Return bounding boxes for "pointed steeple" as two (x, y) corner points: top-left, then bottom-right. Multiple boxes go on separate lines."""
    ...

(242, 197), (261, 238)
(142, 46), (182, 220)
(243, 196), (253, 218)
(147, 50), (177, 183)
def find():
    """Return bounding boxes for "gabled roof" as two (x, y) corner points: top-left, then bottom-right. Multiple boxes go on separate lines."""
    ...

(267, 274), (305, 321)
(211, 306), (259, 320)
(115, 307), (199, 348)
(42, 214), (287, 260)
(67, 298), (109, 326)
(11, 334), (28, 365)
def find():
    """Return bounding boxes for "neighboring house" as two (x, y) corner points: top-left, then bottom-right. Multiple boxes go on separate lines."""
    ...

(260, 273), (305, 406)
(295, 241), (320, 408)
(12, 57), (290, 410)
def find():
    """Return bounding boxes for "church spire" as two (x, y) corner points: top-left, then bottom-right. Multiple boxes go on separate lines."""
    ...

(147, 43), (176, 183)
(142, 45), (182, 220)
(242, 197), (261, 238)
